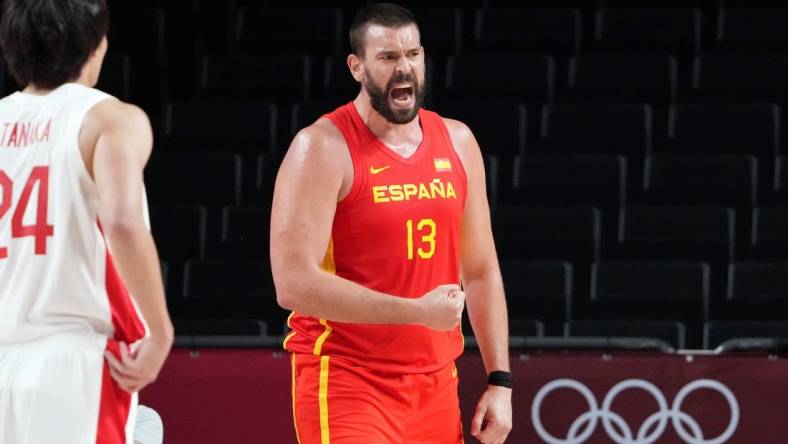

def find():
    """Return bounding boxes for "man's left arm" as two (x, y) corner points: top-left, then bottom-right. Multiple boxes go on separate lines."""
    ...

(445, 118), (512, 444)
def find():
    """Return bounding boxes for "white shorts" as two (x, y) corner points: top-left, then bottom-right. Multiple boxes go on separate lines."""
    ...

(0, 332), (137, 444)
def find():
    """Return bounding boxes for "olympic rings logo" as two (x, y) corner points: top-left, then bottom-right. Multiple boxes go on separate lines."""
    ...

(531, 378), (740, 444)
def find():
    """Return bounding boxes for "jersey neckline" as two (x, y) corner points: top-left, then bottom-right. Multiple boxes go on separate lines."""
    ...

(347, 101), (431, 167)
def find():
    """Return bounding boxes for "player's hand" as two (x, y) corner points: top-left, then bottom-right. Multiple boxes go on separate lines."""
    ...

(104, 334), (173, 393)
(470, 385), (512, 444)
(415, 284), (465, 331)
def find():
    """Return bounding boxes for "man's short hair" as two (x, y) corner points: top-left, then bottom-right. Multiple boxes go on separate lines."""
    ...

(349, 3), (419, 57)
(0, 0), (109, 89)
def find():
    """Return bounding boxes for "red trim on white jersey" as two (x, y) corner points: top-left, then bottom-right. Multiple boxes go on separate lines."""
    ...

(96, 220), (146, 343)
(94, 221), (145, 442)
(96, 340), (134, 444)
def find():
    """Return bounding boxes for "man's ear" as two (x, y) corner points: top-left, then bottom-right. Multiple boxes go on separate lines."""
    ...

(347, 54), (364, 83)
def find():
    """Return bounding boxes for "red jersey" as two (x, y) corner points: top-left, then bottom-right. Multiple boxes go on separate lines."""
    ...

(284, 102), (467, 374)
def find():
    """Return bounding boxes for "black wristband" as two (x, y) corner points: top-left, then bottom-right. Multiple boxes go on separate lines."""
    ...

(487, 371), (513, 389)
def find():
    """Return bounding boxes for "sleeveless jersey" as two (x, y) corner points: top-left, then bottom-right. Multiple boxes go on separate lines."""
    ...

(284, 102), (467, 374)
(0, 83), (146, 345)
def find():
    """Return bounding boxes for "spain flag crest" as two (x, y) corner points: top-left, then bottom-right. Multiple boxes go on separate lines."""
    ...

(433, 158), (452, 172)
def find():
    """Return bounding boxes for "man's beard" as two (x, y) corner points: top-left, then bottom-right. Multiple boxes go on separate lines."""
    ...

(363, 69), (426, 124)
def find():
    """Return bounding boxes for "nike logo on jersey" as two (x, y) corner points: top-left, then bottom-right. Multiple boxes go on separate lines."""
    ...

(369, 165), (391, 175)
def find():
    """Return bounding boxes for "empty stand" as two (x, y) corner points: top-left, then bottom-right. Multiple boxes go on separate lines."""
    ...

(106, 3), (167, 117)
(704, 320), (788, 349)
(726, 262), (788, 320)
(567, 55), (677, 106)
(150, 204), (208, 265)
(94, 53), (131, 101)
(772, 156), (788, 203)
(182, 259), (285, 331)
(173, 319), (268, 336)
(413, 8), (463, 56)
(444, 54), (554, 104)
(665, 103), (779, 160)
(235, 7), (343, 55)
(69, 1), (788, 350)
(509, 154), (627, 210)
(537, 104), (652, 165)
(217, 206), (270, 260)
(483, 153), (500, 206)
(493, 206), (600, 264)
(643, 155), (758, 209)
(438, 102), (527, 156)
(616, 205), (735, 263)
(589, 261), (709, 321)
(164, 100), (278, 155)
(321, 57), (361, 103)
(290, 101), (342, 136)
(509, 319), (545, 337)
(145, 152), (243, 206)
(693, 55), (788, 104)
(200, 54), (311, 102)
(750, 207), (788, 260)
(500, 260), (573, 329)
(565, 320), (686, 349)
(474, 8), (581, 54)
(717, 8), (788, 52)
(594, 8), (701, 57)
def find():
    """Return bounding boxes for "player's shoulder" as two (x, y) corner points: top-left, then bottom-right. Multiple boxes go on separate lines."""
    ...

(288, 117), (347, 161)
(296, 116), (344, 146)
(439, 116), (479, 162)
(86, 99), (151, 133)
(439, 116), (474, 142)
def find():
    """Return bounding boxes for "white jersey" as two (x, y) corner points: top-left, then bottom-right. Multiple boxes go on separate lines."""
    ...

(0, 83), (146, 345)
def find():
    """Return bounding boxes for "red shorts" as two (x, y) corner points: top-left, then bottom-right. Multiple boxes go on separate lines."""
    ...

(290, 353), (464, 444)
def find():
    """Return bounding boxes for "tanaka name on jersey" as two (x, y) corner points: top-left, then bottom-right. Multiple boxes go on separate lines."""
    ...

(0, 119), (52, 148)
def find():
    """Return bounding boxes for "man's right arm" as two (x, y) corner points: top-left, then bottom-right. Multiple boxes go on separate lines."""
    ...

(270, 121), (463, 330)
(81, 100), (173, 392)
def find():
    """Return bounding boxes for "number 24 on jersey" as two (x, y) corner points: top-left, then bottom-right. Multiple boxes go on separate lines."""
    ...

(0, 166), (54, 259)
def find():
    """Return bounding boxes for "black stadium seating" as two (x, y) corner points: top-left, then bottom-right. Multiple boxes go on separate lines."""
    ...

(567, 55), (677, 106)
(588, 261), (709, 322)
(692, 55), (788, 104)
(499, 260), (573, 331)
(717, 8), (788, 53)
(615, 205), (735, 264)
(749, 207), (788, 260)
(165, 100), (278, 155)
(565, 320), (686, 349)
(704, 320), (788, 349)
(63, 0), (788, 349)
(234, 7), (344, 55)
(537, 103), (652, 159)
(492, 206), (600, 264)
(510, 154), (627, 210)
(444, 54), (554, 104)
(474, 8), (581, 55)
(593, 8), (702, 57)
(199, 53), (312, 102)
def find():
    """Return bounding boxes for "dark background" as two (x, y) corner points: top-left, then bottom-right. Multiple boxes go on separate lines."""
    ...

(6, 0), (788, 349)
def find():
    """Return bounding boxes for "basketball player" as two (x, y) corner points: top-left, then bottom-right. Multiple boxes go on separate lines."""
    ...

(271, 3), (512, 443)
(0, 1), (173, 443)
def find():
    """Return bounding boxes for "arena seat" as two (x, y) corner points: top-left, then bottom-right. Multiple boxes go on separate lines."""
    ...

(565, 320), (686, 349)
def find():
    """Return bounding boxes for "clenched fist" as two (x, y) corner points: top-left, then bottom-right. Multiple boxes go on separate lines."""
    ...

(415, 284), (465, 331)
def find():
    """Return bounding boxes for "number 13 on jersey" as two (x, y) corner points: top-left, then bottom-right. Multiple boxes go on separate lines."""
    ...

(406, 218), (436, 260)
